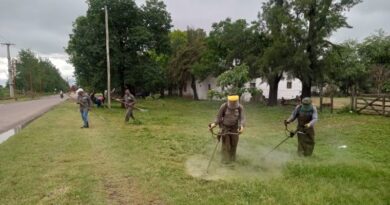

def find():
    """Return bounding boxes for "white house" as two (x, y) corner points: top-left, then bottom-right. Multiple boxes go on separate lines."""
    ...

(182, 73), (302, 102)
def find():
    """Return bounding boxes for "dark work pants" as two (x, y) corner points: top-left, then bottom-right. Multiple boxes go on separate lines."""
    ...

(297, 127), (315, 156)
(125, 107), (135, 122)
(221, 125), (239, 162)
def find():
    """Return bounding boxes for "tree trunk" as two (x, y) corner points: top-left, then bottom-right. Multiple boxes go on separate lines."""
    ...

(160, 88), (165, 98)
(179, 84), (183, 97)
(350, 85), (356, 111)
(302, 1), (316, 99)
(168, 85), (173, 96)
(267, 74), (282, 106)
(191, 75), (199, 100)
(319, 84), (323, 112)
(301, 80), (312, 98)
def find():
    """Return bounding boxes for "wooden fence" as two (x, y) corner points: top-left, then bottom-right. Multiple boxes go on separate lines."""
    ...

(355, 94), (390, 117)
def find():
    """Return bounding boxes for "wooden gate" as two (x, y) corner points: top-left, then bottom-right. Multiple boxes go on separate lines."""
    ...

(355, 94), (390, 116)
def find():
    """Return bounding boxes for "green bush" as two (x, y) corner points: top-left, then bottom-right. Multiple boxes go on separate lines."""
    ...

(383, 81), (390, 93)
(207, 89), (225, 100)
(246, 87), (263, 97)
(145, 96), (154, 101)
(152, 94), (161, 99)
(217, 64), (249, 96)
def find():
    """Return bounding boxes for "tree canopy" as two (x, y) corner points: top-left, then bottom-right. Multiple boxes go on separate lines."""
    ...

(66, 0), (172, 94)
(66, 0), (390, 102)
(15, 49), (68, 93)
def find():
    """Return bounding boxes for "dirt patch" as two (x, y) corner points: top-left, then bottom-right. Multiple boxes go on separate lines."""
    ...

(39, 185), (70, 203)
(186, 145), (292, 181)
(103, 175), (163, 205)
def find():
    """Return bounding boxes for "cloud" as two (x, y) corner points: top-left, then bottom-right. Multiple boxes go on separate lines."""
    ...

(157, 0), (264, 31)
(1, 0), (389, 54)
(0, 0), (87, 55)
(0, 0), (389, 87)
(0, 53), (75, 87)
(330, 0), (390, 43)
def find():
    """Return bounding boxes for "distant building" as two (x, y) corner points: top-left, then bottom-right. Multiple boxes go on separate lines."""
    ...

(182, 73), (302, 102)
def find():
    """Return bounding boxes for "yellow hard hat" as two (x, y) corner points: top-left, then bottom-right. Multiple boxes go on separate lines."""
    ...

(227, 95), (239, 101)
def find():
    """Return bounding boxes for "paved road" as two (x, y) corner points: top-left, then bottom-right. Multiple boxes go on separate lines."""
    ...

(0, 95), (67, 133)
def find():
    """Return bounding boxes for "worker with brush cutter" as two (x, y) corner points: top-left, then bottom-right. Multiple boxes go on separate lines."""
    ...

(284, 97), (318, 156)
(209, 95), (245, 163)
(76, 88), (93, 128)
(124, 89), (137, 123)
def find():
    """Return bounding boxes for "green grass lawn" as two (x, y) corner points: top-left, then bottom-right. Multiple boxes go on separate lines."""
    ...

(0, 98), (389, 205)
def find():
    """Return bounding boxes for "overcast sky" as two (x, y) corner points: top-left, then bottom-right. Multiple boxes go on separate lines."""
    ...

(1, 0), (389, 86)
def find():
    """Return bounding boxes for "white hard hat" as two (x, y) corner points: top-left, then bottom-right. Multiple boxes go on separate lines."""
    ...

(76, 88), (84, 94)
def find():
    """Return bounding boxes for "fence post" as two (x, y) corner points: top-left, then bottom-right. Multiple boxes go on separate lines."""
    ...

(351, 86), (356, 111)
(330, 94), (334, 113)
(353, 95), (358, 111)
(383, 95), (386, 116)
(319, 86), (323, 112)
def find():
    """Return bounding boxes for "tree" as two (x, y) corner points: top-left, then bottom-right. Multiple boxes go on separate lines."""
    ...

(324, 40), (367, 94)
(143, 51), (169, 96)
(290, 0), (361, 97)
(217, 64), (250, 96)
(15, 49), (68, 94)
(257, 0), (303, 106)
(66, 0), (172, 95)
(166, 30), (187, 95)
(359, 30), (390, 94)
(142, 0), (172, 54)
(208, 18), (261, 75)
(169, 28), (207, 100)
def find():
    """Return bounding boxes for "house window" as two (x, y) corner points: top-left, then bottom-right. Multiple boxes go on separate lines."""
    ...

(208, 84), (211, 90)
(250, 83), (256, 88)
(287, 81), (292, 89)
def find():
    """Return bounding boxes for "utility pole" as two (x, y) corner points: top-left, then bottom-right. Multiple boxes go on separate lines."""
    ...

(105, 5), (111, 109)
(11, 59), (17, 91)
(1, 42), (15, 98)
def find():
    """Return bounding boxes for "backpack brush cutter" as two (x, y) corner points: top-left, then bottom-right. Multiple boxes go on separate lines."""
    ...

(113, 98), (149, 112)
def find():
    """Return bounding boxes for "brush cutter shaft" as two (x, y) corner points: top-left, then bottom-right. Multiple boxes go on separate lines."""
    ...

(262, 136), (290, 159)
(261, 124), (296, 159)
(206, 139), (220, 173)
(114, 98), (147, 112)
(209, 128), (239, 137)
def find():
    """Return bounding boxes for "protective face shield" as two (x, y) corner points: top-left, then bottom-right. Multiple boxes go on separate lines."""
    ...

(76, 88), (84, 95)
(302, 97), (312, 105)
(227, 95), (239, 109)
(301, 97), (312, 111)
